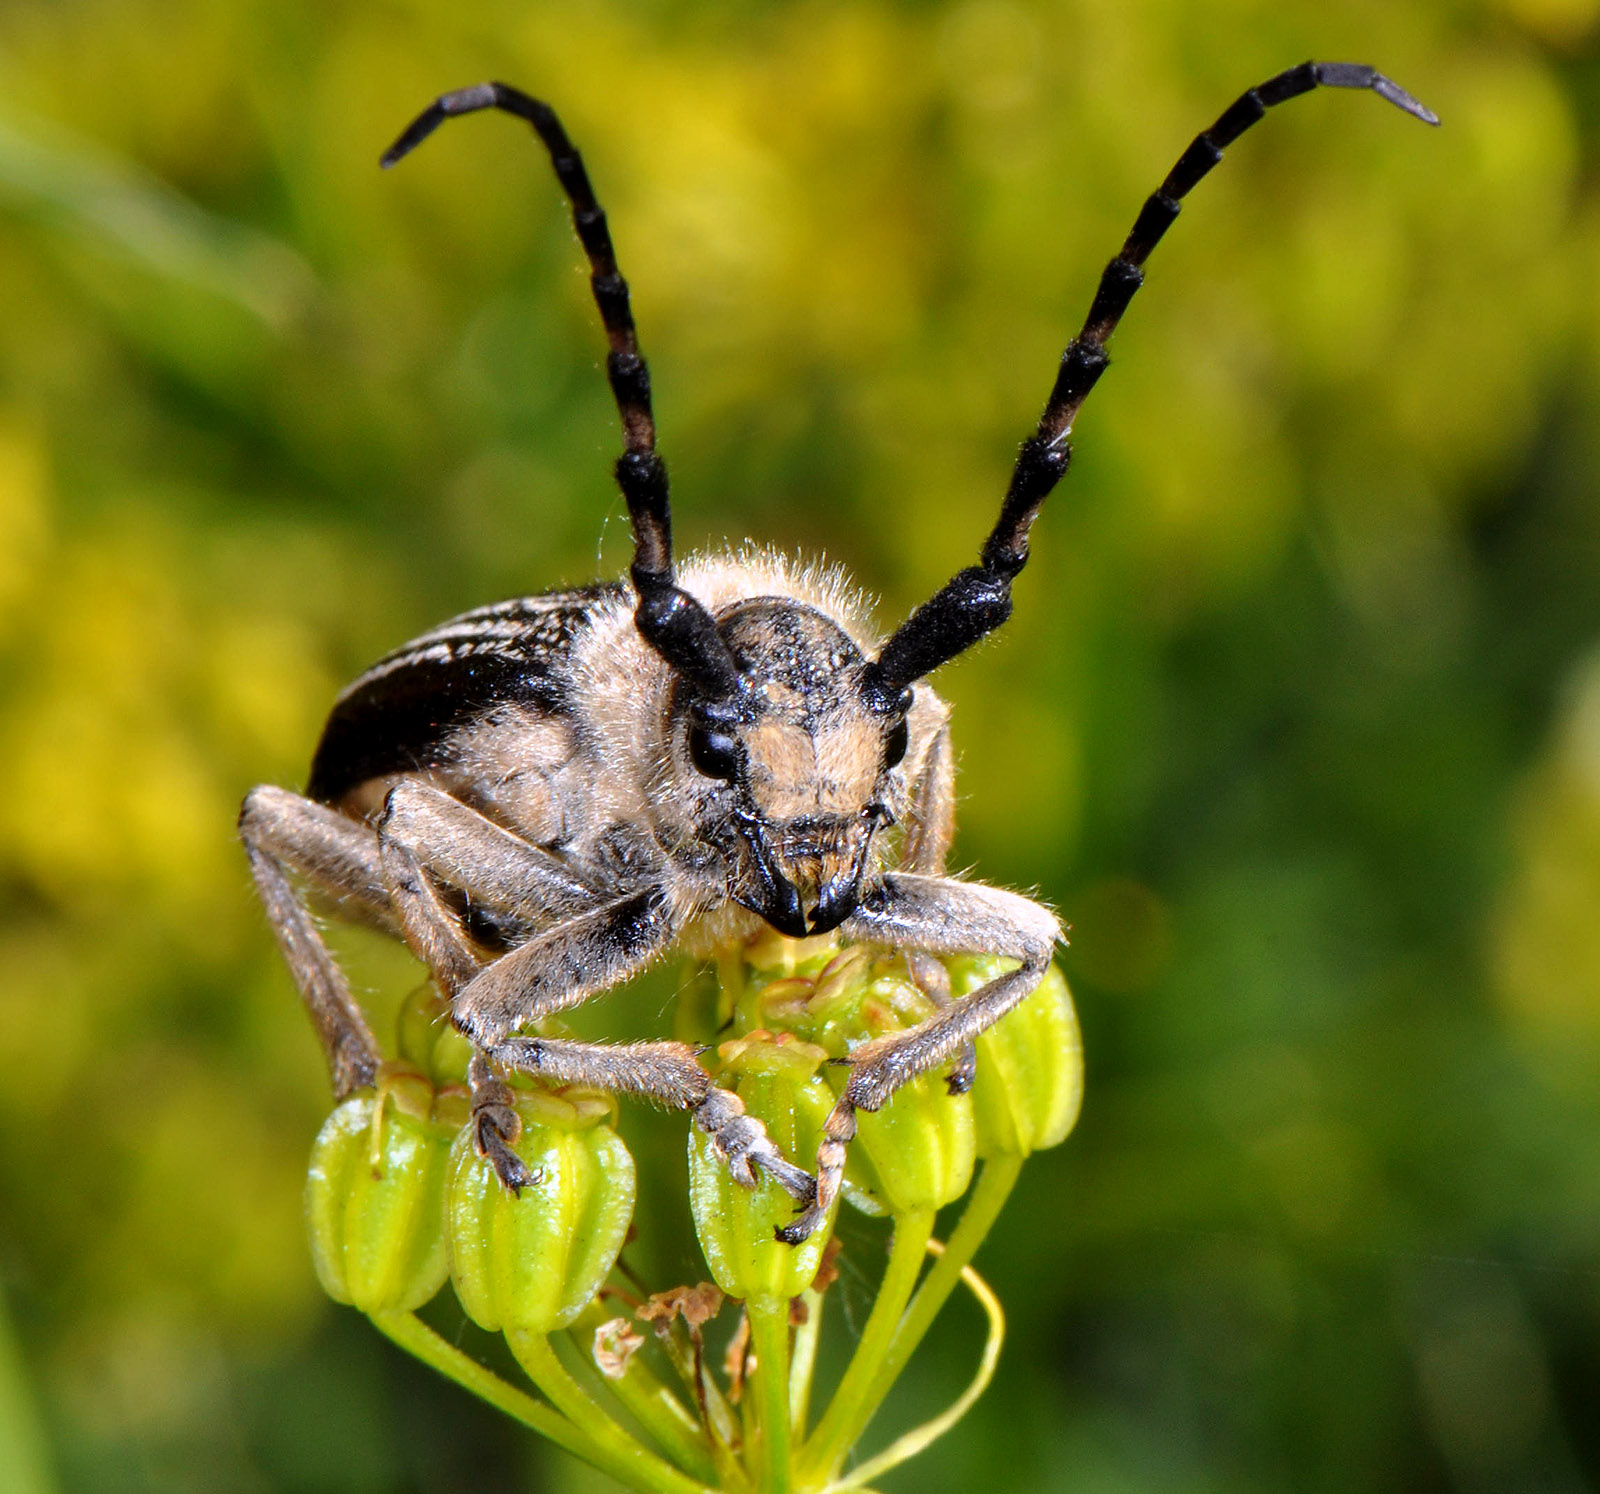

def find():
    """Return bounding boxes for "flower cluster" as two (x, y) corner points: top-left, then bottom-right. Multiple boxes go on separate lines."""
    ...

(304, 935), (1081, 1493)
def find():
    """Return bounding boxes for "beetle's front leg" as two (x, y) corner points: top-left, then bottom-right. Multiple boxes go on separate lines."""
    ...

(460, 918), (813, 1201)
(374, 784), (815, 1203)
(459, 915), (814, 1201)
(898, 719), (979, 1092)
(487, 1032), (815, 1203)
(778, 872), (1061, 1243)
(375, 779), (609, 991)
(375, 784), (658, 1192)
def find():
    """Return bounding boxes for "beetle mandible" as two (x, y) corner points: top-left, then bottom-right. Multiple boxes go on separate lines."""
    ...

(241, 62), (1437, 1242)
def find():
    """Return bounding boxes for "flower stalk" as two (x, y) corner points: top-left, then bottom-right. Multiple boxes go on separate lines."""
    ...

(746, 1298), (793, 1494)
(796, 1209), (933, 1488)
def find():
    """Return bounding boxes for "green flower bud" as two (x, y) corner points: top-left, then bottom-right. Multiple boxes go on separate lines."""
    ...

(447, 1089), (635, 1335)
(395, 983), (474, 1087)
(961, 959), (1083, 1158)
(757, 948), (976, 1218)
(689, 1032), (837, 1303)
(304, 1063), (454, 1313)
(718, 930), (855, 1038)
(840, 1066), (975, 1219)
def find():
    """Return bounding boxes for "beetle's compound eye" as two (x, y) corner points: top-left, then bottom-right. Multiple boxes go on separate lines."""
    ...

(883, 716), (910, 770)
(689, 722), (742, 781)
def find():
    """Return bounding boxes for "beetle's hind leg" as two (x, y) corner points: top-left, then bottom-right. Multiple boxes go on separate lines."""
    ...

(238, 785), (389, 1099)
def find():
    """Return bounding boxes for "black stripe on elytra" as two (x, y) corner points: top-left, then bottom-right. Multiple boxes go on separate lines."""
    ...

(307, 584), (623, 803)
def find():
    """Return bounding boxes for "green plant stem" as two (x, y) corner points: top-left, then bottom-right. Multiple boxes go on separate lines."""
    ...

(788, 1287), (823, 1437)
(853, 1155), (1022, 1438)
(705, 1419), (753, 1494)
(797, 1209), (934, 1488)
(505, 1328), (714, 1494)
(651, 1320), (743, 1484)
(564, 1326), (720, 1484)
(745, 1296), (793, 1494)
(830, 1248), (1005, 1492)
(739, 1339), (757, 1471)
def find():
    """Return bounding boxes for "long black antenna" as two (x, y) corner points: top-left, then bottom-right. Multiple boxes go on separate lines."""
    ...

(383, 84), (743, 702)
(868, 61), (1439, 700)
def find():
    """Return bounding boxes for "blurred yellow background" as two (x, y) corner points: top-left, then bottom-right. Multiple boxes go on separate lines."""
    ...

(2, 0), (1598, 1489)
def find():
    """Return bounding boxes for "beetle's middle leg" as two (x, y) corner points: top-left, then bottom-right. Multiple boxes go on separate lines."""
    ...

(374, 779), (625, 1190)
(375, 782), (815, 1203)
(778, 871), (1061, 1242)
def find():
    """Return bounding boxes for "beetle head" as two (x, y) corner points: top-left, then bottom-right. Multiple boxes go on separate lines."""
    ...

(665, 599), (913, 937)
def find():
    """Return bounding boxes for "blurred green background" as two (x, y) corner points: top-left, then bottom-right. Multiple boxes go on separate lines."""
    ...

(2, 0), (1599, 1489)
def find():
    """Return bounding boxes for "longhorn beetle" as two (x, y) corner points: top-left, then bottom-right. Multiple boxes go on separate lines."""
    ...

(241, 62), (1437, 1243)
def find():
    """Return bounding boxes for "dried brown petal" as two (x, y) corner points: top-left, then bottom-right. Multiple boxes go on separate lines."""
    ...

(636, 1282), (725, 1330)
(592, 1318), (646, 1380)
(681, 1281), (725, 1326)
(722, 1310), (751, 1404)
(810, 1235), (844, 1295)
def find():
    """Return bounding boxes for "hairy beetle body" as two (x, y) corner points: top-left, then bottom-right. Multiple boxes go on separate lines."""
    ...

(306, 551), (951, 970)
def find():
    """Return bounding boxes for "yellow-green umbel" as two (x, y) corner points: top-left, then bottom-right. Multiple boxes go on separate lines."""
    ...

(961, 958), (1084, 1158)
(794, 950), (977, 1219)
(446, 1087), (635, 1336)
(304, 1064), (460, 1314)
(394, 982), (475, 1088)
(689, 1031), (838, 1304)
